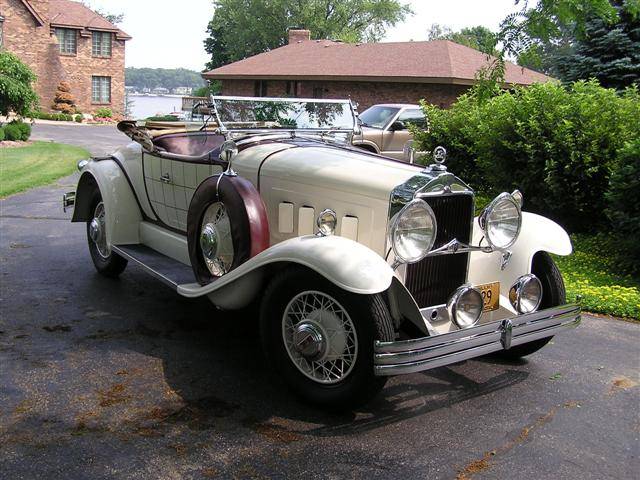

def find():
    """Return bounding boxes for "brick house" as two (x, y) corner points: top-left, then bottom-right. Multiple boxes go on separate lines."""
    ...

(203, 30), (551, 110)
(0, 0), (130, 115)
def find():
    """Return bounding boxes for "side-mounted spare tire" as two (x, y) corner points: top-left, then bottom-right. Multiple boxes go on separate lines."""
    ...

(187, 174), (270, 285)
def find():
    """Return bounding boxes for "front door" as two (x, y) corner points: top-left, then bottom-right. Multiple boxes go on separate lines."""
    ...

(381, 108), (426, 159)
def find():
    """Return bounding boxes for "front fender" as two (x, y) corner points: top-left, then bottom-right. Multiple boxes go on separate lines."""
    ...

(71, 160), (142, 246)
(177, 235), (394, 303)
(468, 212), (572, 308)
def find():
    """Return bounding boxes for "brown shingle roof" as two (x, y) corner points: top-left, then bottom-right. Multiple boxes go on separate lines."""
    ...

(203, 39), (551, 86)
(48, 0), (131, 39)
(18, 0), (46, 26)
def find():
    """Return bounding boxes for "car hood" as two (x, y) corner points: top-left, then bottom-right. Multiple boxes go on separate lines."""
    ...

(255, 140), (421, 201)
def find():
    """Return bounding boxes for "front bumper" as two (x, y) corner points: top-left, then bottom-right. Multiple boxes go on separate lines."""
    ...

(374, 304), (581, 376)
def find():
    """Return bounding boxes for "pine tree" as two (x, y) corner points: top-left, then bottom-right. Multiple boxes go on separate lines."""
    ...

(557, 1), (640, 90)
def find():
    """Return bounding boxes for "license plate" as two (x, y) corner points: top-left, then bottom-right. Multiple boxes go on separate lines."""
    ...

(477, 282), (500, 312)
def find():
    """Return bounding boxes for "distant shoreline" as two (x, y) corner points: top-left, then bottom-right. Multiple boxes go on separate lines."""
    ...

(128, 93), (187, 98)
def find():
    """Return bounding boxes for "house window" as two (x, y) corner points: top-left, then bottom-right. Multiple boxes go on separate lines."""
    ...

(92, 31), (112, 57)
(254, 80), (268, 97)
(0, 16), (4, 48)
(286, 80), (298, 97)
(55, 28), (77, 54)
(312, 87), (324, 99)
(92, 76), (111, 103)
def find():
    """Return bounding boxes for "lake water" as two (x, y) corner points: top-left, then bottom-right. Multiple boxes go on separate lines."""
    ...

(128, 95), (185, 119)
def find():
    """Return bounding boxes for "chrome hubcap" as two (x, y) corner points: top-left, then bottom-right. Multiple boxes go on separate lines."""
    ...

(90, 202), (109, 258)
(292, 322), (327, 360)
(282, 291), (358, 384)
(200, 202), (234, 277)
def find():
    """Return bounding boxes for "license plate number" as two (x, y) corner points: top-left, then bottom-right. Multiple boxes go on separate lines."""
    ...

(477, 282), (500, 312)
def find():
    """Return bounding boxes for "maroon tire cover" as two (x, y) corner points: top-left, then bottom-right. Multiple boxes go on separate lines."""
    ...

(187, 174), (270, 285)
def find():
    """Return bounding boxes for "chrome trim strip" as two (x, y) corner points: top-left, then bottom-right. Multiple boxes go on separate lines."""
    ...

(111, 245), (179, 290)
(374, 304), (580, 376)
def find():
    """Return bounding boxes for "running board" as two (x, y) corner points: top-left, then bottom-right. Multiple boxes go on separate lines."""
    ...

(112, 244), (196, 290)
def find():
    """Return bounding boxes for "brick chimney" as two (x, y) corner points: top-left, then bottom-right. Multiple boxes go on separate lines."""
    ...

(288, 29), (311, 44)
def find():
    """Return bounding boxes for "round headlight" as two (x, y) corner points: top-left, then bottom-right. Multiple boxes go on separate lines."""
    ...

(317, 209), (337, 236)
(479, 193), (522, 250)
(509, 274), (542, 314)
(447, 286), (483, 328)
(390, 199), (437, 264)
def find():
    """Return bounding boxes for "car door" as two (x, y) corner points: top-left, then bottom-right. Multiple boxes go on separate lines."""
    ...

(380, 108), (426, 159)
(143, 154), (223, 232)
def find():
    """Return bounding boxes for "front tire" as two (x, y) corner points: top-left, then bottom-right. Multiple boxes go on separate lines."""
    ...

(260, 267), (394, 410)
(497, 252), (566, 359)
(87, 190), (127, 278)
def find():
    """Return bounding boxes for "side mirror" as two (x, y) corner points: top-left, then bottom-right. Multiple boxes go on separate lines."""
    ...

(389, 120), (406, 131)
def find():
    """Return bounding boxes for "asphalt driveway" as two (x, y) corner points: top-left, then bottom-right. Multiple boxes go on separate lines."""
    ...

(31, 122), (127, 156)
(0, 175), (638, 479)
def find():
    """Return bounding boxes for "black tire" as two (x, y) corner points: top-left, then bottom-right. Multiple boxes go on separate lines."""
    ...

(497, 252), (566, 359)
(87, 190), (127, 278)
(260, 267), (394, 410)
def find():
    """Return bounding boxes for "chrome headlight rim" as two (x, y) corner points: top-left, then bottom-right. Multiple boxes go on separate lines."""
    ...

(447, 285), (483, 329)
(509, 273), (543, 314)
(390, 198), (438, 264)
(479, 192), (522, 250)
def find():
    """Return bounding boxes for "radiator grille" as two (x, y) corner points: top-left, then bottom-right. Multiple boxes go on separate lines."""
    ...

(405, 194), (474, 308)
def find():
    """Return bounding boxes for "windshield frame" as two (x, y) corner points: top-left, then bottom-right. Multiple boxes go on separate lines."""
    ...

(210, 95), (359, 138)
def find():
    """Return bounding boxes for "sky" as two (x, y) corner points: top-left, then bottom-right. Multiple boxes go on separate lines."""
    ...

(83, 0), (522, 72)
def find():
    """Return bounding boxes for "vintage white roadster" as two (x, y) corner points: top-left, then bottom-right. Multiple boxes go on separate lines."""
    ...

(63, 96), (580, 408)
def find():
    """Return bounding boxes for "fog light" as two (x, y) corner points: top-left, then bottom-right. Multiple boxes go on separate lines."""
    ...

(447, 286), (483, 329)
(317, 209), (337, 236)
(509, 274), (542, 314)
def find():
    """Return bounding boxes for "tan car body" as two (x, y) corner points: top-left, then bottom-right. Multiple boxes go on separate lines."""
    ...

(352, 104), (426, 160)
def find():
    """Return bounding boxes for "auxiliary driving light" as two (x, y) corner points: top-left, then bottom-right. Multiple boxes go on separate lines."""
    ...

(447, 285), (483, 329)
(509, 274), (543, 314)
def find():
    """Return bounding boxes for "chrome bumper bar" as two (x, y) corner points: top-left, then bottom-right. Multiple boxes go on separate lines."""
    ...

(374, 304), (581, 376)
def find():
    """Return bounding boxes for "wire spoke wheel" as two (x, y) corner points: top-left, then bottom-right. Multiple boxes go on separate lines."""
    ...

(89, 202), (110, 258)
(200, 202), (234, 277)
(282, 290), (358, 385)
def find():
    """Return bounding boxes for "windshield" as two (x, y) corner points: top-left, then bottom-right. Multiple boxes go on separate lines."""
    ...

(359, 106), (400, 129)
(212, 96), (356, 132)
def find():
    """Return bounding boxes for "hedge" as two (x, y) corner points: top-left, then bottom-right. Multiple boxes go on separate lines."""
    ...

(3, 120), (31, 141)
(413, 80), (640, 233)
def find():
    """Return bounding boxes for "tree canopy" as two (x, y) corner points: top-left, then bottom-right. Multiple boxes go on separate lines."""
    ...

(426, 24), (498, 55)
(554, 0), (640, 89)
(204, 0), (412, 70)
(0, 51), (39, 117)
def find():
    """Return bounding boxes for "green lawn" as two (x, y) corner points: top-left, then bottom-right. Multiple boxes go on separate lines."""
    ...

(0, 141), (90, 197)
(555, 235), (640, 319)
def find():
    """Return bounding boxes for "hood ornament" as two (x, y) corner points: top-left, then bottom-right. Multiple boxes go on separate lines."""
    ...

(424, 146), (447, 172)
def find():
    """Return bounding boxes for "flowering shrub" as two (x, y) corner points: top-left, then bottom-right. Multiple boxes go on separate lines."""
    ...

(555, 235), (640, 319)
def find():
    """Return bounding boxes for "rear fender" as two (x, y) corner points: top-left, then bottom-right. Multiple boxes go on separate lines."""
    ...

(71, 160), (142, 246)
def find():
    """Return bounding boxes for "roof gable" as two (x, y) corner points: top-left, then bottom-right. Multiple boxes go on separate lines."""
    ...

(203, 39), (551, 86)
(48, 0), (131, 39)
(18, 0), (46, 26)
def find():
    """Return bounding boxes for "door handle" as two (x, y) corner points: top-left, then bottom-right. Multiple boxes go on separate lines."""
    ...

(160, 173), (172, 184)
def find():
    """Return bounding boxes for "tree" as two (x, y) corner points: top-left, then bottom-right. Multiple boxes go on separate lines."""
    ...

(51, 81), (76, 114)
(0, 51), (39, 117)
(204, 0), (412, 69)
(426, 23), (498, 55)
(555, 1), (640, 89)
